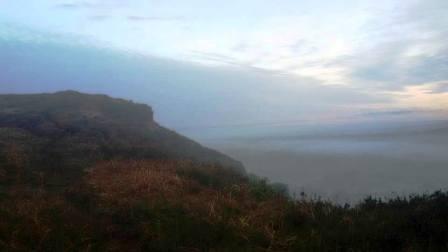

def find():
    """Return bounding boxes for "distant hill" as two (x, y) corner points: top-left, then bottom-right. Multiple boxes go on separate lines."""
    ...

(0, 91), (244, 185)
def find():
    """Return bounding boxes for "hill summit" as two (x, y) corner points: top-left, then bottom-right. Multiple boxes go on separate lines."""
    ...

(0, 91), (244, 184)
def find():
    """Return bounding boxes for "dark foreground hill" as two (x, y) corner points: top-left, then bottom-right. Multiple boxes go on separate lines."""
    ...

(1, 91), (448, 251)
(0, 91), (243, 185)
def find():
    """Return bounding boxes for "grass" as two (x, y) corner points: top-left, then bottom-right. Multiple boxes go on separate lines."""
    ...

(1, 159), (448, 251)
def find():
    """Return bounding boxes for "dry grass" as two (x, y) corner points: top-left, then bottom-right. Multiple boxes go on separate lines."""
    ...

(0, 187), (94, 251)
(87, 160), (292, 249)
(3, 160), (448, 251)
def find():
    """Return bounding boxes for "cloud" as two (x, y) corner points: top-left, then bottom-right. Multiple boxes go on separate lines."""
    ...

(345, 38), (448, 90)
(55, 1), (98, 9)
(386, 82), (448, 110)
(417, 81), (448, 94)
(89, 15), (110, 21)
(188, 50), (276, 74)
(432, 82), (448, 93)
(230, 43), (251, 53)
(2, 0), (447, 126)
(361, 109), (420, 117)
(0, 27), (390, 133)
(54, 1), (127, 10)
(127, 15), (186, 22)
(353, 0), (448, 88)
(178, 0), (447, 91)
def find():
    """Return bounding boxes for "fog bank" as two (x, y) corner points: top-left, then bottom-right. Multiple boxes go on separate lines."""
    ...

(206, 117), (448, 203)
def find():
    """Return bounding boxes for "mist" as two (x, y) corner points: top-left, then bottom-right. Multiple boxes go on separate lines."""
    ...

(205, 115), (448, 203)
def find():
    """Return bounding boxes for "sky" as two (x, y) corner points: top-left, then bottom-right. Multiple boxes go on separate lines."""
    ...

(0, 0), (447, 135)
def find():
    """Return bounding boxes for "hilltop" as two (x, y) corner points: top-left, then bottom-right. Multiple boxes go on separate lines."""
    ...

(0, 91), (243, 185)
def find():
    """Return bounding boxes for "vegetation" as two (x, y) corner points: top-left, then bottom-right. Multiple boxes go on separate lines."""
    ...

(1, 160), (448, 251)
(1, 91), (447, 251)
(0, 91), (244, 187)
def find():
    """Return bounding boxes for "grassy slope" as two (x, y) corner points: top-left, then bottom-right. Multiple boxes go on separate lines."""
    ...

(1, 160), (448, 251)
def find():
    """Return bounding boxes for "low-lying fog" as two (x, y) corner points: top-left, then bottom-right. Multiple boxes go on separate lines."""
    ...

(197, 114), (448, 204)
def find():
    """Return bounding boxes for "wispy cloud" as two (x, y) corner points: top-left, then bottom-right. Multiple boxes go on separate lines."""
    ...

(432, 82), (448, 94)
(324, 0), (448, 90)
(89, 15), (110, 21)
(386, 82), (448, 110)
(178, 0), (447, 92)
(55, 1), (98, 9)
(361, 109), (419, 117)
(188, 50), (275, 74)
(55, 1), (127, 10)
(127, 15), (186, 22)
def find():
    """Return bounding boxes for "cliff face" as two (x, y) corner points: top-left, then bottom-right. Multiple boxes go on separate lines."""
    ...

(0, 91), (244, 184)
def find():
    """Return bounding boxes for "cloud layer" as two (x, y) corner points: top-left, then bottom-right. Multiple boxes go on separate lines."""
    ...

(0, 26), (390, 134)
(2, 0), (446, 94)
